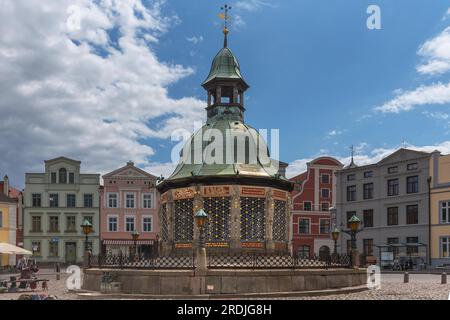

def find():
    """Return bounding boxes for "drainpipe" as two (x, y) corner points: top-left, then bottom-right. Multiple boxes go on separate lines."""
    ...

(427, 176), (432, 266)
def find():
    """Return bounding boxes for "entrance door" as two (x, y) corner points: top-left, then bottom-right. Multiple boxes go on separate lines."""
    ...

(65, 242), (77, 264)
(319, 246), (331, 261)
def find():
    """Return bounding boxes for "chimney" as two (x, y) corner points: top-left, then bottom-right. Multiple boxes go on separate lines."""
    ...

(3, 175), (9, 196)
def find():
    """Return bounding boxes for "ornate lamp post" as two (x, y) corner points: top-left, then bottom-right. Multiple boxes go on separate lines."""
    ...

(331, 226), (340, 255)
(194, 209), (208, 275)
(131, 230), (140, 259)
(80, 219), (93, 251)
(341, 214), (363, 267)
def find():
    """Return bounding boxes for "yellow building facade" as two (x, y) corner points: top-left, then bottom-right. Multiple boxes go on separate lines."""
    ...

(0, 176), (18, 267)
(430, 153), (450, 266)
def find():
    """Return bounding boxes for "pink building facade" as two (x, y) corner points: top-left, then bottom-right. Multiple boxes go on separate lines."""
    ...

(100, 161), (159, 256)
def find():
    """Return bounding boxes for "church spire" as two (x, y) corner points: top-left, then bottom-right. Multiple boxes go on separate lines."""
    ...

(220, 4), (231, 48)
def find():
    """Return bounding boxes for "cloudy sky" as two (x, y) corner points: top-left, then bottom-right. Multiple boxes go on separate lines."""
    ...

(0, 0), (449, 188)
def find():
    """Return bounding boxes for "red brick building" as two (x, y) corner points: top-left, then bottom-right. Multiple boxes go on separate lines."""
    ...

(290, 157), (342, 258)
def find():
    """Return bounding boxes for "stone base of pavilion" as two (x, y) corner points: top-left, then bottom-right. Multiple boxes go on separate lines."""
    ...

(82, 268), (367, 296)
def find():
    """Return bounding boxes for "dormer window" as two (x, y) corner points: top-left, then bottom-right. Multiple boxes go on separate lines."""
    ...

(59, 168), (67, 184)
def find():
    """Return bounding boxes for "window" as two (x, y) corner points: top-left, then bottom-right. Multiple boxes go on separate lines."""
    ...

(321, 189), (330, 199)
(441, 237), (450, 258)
(363, 209), (374, 228)
(298, 218), (310, 234)
(297, 246), (310, 258)
(59, 168), (67, 183)
(31, 241), (41, 256)
(51, 172), (56, 184)
(387, 237), (399, 256)
(108, 216), (118, 232)
(84, 194), (93, 208)
(441, 201), (450, 224)
(406, 237), (419, 255)
(49, 194), (59, 207)
(125, 217), (135, 232)
(407, 176), (419, 194)
(363, 183), (374, 200)
(126, 193), (135, 208)
(303, 201), (312, 211)
(49, 216), (59, 232)
(0, 211), (2, 228)
(31, 216), (41, 232)
(407, 163), (418, 171)
(108, 193), (118, 208)
(319, 219), (330, 234)
(363, 239), (374, 256)
(69, 172), (75, 184)
(347, 174), (356, 181)
(321, 202), (329, 212)
(387, 207), (398, 226)
(142, 194), (153, 209)
(406, 205), (418, 224)
(49, 241), (58, 257)
(387, 179), (399, 196)
(388, 166), (398, 174)
(364, 171), (373, 178)
(321, 174), (330, 184)
(346, 211), (356, 228)
(66, 194), (76, 208)
(142, 216), (152, 232)
(32, 193), (41, 207)
(347, 185), (356, 201)
(66, 216), (76, 232)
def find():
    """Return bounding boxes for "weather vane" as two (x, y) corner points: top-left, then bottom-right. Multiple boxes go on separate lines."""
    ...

(350, 145), (355, 163)
(219, 4), (232, 47)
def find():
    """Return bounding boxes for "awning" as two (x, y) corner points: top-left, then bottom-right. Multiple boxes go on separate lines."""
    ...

(102, 239), (155, 245)
(0, 242), (32, 255)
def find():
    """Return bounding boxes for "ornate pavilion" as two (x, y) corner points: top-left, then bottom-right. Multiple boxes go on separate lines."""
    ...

(156, 21), (294, 255)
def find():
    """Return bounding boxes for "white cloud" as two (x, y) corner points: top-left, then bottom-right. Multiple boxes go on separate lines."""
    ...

(422, 111), (449, 121)
(417, 26), (450, 75)
(235, 0), (277, 12)
(286, 141), (450, 178)
(374, 82), (450, 113)
(326, 129), (343, 137)
(0, 0), (205, 186)
(186, 35), (203, 44)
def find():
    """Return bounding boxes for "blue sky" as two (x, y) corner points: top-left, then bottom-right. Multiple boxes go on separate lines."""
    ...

(148, 0), (450, 168)
(0, 0), (449, 187)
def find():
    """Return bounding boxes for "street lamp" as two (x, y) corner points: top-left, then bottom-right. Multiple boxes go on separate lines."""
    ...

(80, 219), (93, 251)
(347, 214), (362, 250)
(131, 229), (140, 258)
(194, 209), (207, 248)
(331, 226), (340, 255)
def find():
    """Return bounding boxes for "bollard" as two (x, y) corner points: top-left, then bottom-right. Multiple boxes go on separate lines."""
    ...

(55, 263), (60, 281)
(442, 272), (447, 285)
(404, 272), (409, 283)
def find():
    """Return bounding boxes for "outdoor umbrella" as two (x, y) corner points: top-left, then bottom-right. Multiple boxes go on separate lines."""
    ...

(0, 242), (32, 255)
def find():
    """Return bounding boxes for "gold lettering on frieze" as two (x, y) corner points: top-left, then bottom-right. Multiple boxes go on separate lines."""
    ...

(203, 186), (230, 197)
(172, 188), (195, 200)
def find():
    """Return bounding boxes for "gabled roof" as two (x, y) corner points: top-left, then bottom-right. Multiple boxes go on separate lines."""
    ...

(103, 162), (157, 179)
(0, 193), (16, 204)
(377, 148), (430, 165)
(44, 156), (81, 165)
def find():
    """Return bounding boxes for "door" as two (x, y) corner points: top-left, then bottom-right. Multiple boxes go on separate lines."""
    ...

(65, 242), (77, 264)
(319, 246), (331, 261)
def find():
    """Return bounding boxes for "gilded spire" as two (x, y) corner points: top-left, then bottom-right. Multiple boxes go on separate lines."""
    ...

(219, 4), (231, 48)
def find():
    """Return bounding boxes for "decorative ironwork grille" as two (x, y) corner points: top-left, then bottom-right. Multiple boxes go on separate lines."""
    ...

(273, 200), (287, 241)
(161, 203), (169, 242)
(240, 197), (266, 242)
(204, 197), (231, 242)
(174, 199), (193, 242)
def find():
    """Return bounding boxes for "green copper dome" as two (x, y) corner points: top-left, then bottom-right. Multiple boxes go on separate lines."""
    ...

(202, 47), (249, 88)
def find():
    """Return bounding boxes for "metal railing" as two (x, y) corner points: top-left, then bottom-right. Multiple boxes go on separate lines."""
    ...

(88, 252), (351, 270)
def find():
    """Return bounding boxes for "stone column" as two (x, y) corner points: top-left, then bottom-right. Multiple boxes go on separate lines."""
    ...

(216, 86), (222, 104)
(162, 191), (174, 255)
(207, 92), (212, 106)
(230, 185), (241, 252)
(266, 189), (275, 253)
(232, 87), (238, 104)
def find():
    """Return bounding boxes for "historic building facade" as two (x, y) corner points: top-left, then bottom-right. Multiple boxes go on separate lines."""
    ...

(430, 152), (450, 266)
(0, 175), (21, 266)
(100, 161), (159, 256)
(23, 157), (100, 264)
(335, 149), (432, 266)
(156, 28), (293, 254)
(290, 157), (343, 258)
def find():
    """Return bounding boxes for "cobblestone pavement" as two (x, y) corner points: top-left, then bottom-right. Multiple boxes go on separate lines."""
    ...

(1, 270), (449, 300)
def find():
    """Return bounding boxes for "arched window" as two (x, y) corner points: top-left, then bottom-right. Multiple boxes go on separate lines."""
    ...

(59, 168), (67, 184)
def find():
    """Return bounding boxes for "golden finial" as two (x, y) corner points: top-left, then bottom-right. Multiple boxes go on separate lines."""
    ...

(219, 4), (231, 47)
